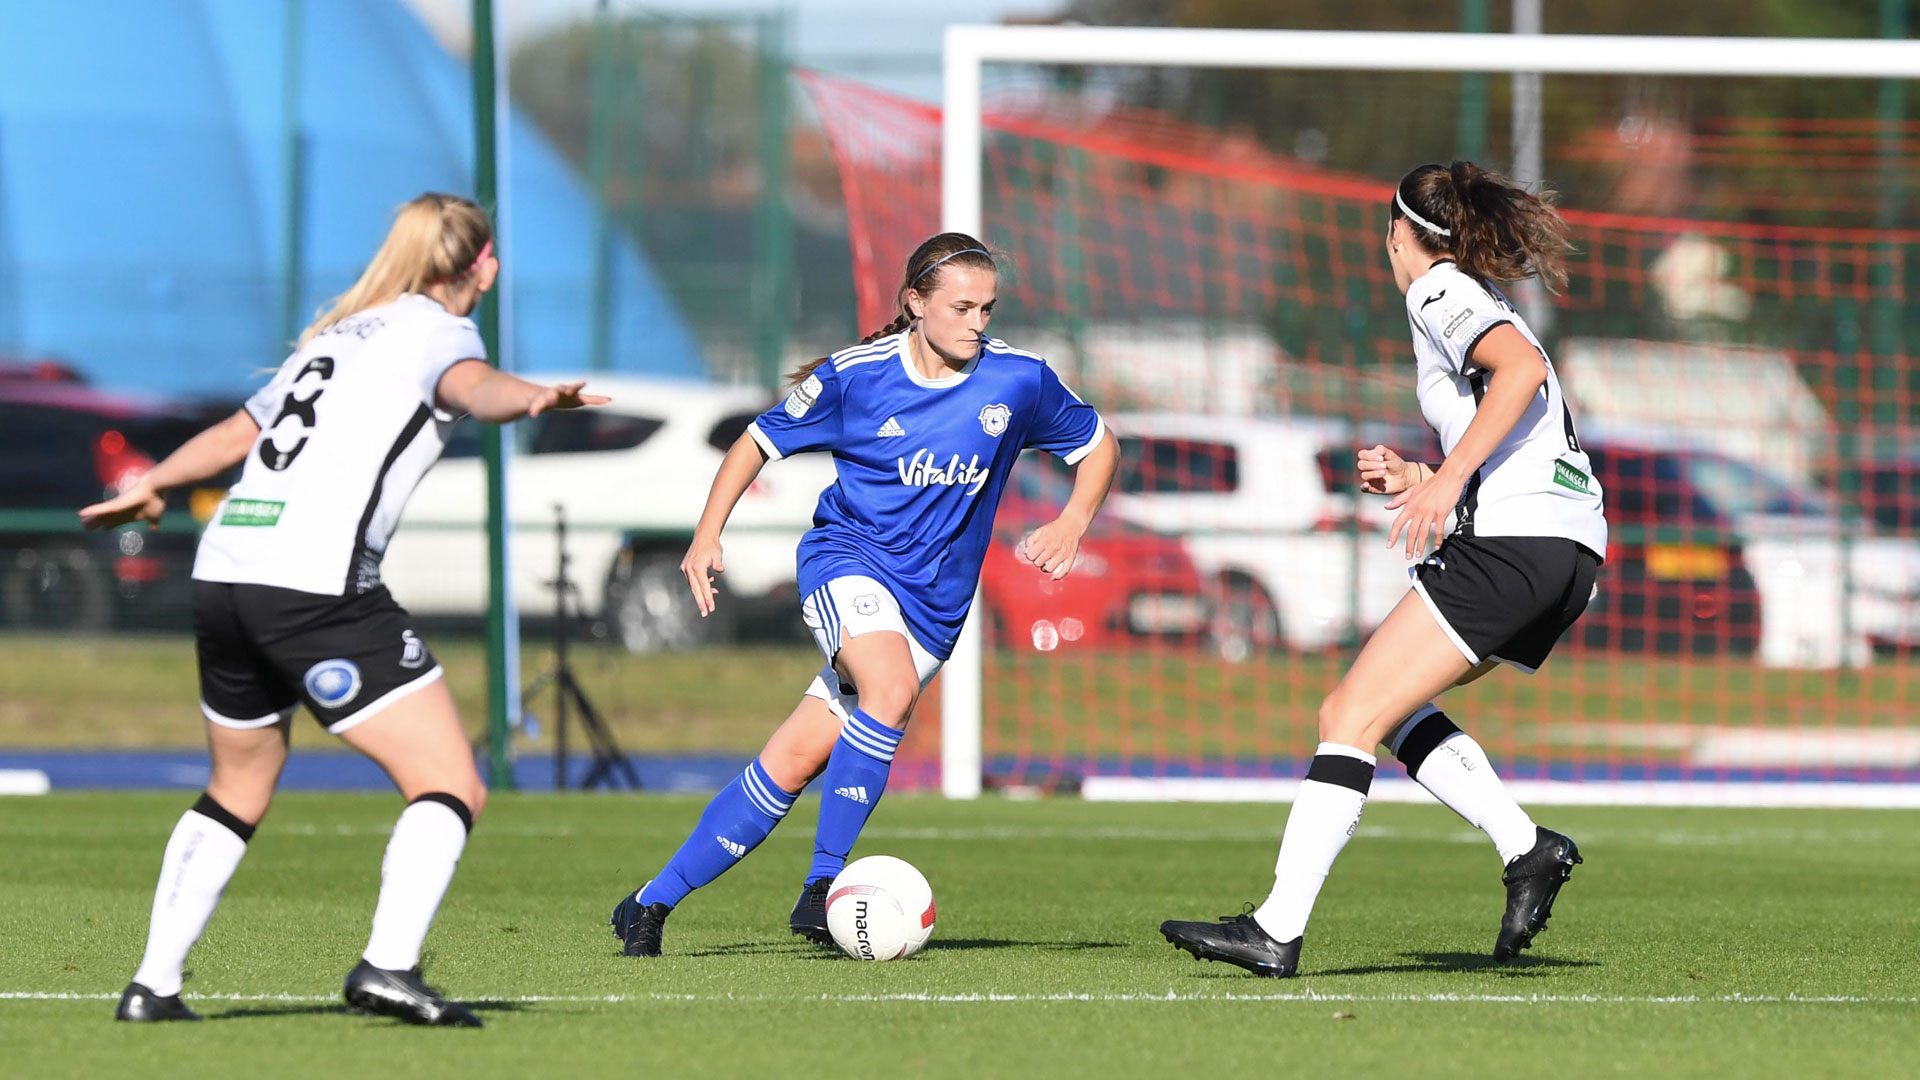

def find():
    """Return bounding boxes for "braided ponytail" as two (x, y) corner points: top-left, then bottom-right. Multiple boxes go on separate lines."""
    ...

(787, 233), (996, 385)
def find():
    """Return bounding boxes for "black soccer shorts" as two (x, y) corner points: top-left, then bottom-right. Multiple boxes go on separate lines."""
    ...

(193, 580), (442, 734)
(1409, 534), (1601, 673)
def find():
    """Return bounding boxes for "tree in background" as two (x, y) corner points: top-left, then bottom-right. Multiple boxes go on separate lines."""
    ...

(1060, 0), (1910, 227)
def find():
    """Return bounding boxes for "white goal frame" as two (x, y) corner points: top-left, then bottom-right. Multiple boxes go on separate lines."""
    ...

(936, 25), (1920, 803)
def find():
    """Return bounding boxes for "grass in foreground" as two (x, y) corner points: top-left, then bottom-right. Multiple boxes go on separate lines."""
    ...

(4, 794), (1916, 1079)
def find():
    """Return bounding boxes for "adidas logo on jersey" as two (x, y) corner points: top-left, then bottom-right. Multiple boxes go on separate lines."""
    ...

(833, 785), (871, 805)
(877, 416), (906, 438)
(715, 835), (748, 858)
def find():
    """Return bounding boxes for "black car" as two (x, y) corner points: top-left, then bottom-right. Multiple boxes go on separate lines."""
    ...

(1578, 440), (1764, 658)
(0, 361), (229, 629)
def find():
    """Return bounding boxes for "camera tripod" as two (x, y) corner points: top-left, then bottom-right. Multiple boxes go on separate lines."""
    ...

(521, 504), (641, 791)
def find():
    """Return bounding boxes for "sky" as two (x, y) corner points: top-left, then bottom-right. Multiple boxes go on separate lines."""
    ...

(404, 0), (1060, 101)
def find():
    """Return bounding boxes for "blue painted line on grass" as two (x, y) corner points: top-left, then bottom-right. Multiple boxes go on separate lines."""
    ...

(4, 751), (1915, 792)
(0, 750), (752, 793)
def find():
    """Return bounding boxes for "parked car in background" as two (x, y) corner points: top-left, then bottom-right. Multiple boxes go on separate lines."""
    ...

(1579, 438), (1762, 658)
(380, 376), (836, 652)
(982, 452), (1210, 652)
(1583, 426), (1920, 667)
(1100, 413), (1435, 659)
(0, 361), (236, 630)
(1858, 456), (1920, 536)
(1827, 430), (1920, 539)
(0, 360), (226, 629)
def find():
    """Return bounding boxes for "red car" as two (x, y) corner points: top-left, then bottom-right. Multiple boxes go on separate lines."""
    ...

(979, 453), (1210, 651)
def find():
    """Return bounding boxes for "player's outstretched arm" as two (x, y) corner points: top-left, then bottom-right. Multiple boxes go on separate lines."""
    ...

(681, 431), (773, 616)
(1022, 428), (1119, 581)
(79, 408), (261, 532)
(435, 360), (611, 424)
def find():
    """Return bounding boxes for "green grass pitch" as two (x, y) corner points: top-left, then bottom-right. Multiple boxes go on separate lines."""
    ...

(5, 793), (1916, 1079)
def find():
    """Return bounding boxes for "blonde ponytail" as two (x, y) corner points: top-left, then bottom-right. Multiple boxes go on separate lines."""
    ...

(299, 193), (493, 346)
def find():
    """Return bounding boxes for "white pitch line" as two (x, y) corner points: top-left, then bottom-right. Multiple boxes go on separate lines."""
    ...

(0, 822), (1908, 848)
(6, 990), (1916, 1006)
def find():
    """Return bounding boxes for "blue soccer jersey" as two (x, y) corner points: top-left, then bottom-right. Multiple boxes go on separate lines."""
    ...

(747, 332), (1105, 659)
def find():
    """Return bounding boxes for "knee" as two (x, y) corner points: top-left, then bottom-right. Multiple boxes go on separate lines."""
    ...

(856, 680), (919, 728)
(411, 782), (485, 826)
(204, 776), (274, 826)
(762, 746), (825, 792)
(1316, 690), (1380, 748)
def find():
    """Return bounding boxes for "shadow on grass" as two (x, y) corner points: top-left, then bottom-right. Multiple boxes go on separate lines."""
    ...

(1308, 951), (1600, 978)
(1170, 950), (1598, 981)
(682, 941), (841, 959)
(680, 938), (1126, 958)
(211, 1000), (529, 1022)
(926, 938), (1126, 953)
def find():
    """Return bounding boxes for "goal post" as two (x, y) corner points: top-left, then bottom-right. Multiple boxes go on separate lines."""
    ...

(917, 26), (1920, 805)
(941, 27), (1920, 239)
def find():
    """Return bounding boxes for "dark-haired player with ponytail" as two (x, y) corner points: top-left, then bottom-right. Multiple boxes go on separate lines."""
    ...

(609, 233), (1118, 956)
(1160, 162), (1606, 977)
(82, 193), (609, 1025)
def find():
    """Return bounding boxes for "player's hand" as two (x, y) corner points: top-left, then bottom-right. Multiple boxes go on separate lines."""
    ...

(79, 479), (165, 532)
(1386, 468), (1464, 560)
(680, 534), (725, 616)
(528, 380), (611, 417)
(1357, 444), (1419, 496)
(1019, 511), (1088, 581)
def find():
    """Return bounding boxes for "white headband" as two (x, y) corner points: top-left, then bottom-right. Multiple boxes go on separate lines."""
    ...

(1395, 189), (1451, 237)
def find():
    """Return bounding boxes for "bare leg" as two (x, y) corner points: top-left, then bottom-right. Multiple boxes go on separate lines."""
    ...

(1252, 591), (1474, 943)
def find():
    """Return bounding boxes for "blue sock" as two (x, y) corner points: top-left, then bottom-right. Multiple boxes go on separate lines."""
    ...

(638, 759), (795, 909)
(807, 708), (904, 884)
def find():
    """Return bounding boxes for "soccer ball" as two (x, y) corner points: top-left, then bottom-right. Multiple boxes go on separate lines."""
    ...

(825, 855), (936, 961)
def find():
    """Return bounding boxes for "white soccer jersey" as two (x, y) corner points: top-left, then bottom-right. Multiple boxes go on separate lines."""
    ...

(192, 294), (483, 596)
(1405, 261), (1608, 556)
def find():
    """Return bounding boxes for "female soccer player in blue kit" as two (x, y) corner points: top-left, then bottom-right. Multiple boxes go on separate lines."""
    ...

(610, 233), (1119, 956)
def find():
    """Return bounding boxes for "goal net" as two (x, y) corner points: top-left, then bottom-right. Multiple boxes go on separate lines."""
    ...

(801, 29), (1920, 806)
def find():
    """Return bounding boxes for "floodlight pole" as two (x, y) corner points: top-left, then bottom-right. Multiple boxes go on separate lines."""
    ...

(474, 0), (515, 789)
(1510, 0), (1549, 336)
(278, 0), (306, 347)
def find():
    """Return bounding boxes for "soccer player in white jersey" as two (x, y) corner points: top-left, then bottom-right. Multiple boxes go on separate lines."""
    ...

(80, 194), (607, 1025)
(608, 232), (1119, 956)
(1161, 162), (1608, 977)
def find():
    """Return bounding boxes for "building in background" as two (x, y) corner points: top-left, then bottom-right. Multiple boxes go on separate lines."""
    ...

(0, 0), (702, 397)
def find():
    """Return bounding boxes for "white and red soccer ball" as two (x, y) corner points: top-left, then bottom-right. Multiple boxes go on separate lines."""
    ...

(825, 855), (936, 961)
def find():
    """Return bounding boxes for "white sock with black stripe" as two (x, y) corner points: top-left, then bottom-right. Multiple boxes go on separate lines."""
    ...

(1391, 705), (1537, 865)
(1253, 743), (1375, 944)
(362, 793), (472, 971)
(132, 794), (255, 997)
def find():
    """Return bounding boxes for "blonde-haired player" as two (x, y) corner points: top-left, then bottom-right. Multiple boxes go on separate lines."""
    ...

(84, 193), (607, 1026)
